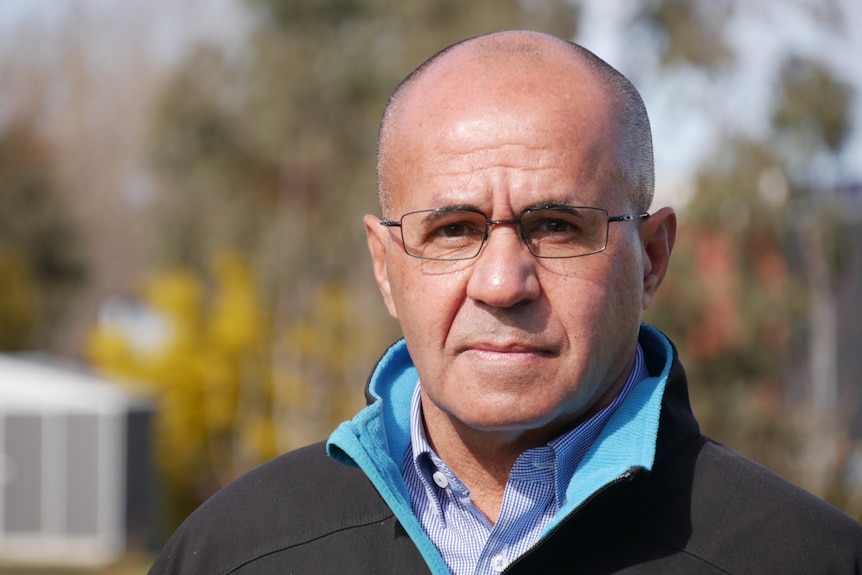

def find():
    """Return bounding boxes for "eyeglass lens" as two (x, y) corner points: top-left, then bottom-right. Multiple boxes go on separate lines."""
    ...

(399, 207), (610, 261)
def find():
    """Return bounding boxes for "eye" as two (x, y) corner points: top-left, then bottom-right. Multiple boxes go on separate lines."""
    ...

(420, 211), (485, 242)
(538, 218), (580, 234)
(435, 221), (474, 238)
(523, 210), (587, 241)
(400, 209), (488, 260)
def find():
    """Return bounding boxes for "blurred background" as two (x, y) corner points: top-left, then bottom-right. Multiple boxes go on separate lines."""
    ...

(0, 0), (860, 572)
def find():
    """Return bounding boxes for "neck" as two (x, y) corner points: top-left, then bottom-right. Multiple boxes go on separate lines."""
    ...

(420, 407), (527, 524)
(418, 359), (634, 524)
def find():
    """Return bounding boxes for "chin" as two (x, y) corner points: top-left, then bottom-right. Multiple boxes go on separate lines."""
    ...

(457, 407), (569, 435)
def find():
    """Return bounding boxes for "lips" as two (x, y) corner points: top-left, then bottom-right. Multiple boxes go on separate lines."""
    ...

(461, 340), (557, 358)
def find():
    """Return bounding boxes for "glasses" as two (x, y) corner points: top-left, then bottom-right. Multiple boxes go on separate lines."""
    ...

(380, 205), (648, 261)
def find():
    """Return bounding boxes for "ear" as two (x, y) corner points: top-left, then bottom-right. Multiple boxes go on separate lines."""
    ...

(365, 214), (399, 319)
(640, 207), (677, 310)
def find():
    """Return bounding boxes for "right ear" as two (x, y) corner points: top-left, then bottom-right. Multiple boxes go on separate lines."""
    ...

(639, 206), (677, 311)
(364, 215), (399, 319)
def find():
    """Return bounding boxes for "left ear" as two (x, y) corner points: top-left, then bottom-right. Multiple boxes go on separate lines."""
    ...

(639, 207), (677, 310)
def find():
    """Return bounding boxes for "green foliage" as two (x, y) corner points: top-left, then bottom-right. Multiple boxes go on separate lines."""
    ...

(0, 249), (38, 350)
(147, 0), (579, 277)
(246, 0), (364, 28)
(636, 2), (860, 507)
(635, 0), (734, 70)
(647, 138), (808, 477)
(773, 55), (853, 154)
(0, 123), (85, 350)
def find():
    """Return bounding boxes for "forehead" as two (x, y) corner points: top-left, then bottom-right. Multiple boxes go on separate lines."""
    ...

(404, 40), (605, 127)
(383, 44), (622, 213)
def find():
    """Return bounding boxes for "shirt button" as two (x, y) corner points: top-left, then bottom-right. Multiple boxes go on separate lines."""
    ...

(491, 554), (508, 572)
(432, 471), (449, 489)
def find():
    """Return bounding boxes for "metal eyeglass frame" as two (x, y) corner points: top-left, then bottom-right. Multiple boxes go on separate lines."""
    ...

(379, 205), (649, 261)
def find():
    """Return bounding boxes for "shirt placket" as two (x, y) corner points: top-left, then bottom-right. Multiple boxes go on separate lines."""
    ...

(472, 448), (556, 575)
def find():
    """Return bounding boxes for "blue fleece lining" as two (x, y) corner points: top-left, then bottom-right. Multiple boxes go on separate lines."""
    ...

(327, 341), (450, 574)
(550, 324), (674, 533)
(327, 325), (674, 573)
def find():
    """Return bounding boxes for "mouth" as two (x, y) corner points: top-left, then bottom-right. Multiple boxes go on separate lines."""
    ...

(462, 341), (557, 361)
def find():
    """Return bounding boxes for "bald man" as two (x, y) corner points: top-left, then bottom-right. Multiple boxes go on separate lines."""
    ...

(150, 31), (862, 575)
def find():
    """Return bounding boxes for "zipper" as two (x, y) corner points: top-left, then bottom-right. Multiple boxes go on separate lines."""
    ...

(500, 466), (646, 574)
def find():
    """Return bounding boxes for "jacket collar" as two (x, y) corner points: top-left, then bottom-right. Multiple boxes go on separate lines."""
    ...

(325, 325), (690, 566)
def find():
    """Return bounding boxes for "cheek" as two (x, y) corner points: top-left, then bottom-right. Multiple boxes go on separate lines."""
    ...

(555, 257), (640, 345)
(390, 263), (466, 346)
(601, 253), (646, 351)
(557, 282), (612, 348)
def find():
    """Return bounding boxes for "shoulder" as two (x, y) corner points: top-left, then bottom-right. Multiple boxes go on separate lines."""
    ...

(187, 441), (391, 533)
(195, 441), (387, 521)
(692, 439), (862, 539)
(517, 434), (862, 574)
(628, 434), (862, 573)
(149, 442), (413, 574)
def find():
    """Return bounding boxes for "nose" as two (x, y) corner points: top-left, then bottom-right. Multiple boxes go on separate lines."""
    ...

(465, 223), (540, 308)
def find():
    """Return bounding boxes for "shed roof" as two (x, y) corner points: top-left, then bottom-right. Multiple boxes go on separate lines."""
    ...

(0, 355), (148, 414)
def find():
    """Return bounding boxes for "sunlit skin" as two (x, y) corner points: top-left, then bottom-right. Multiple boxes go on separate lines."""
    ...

(365, 31), (676, 521)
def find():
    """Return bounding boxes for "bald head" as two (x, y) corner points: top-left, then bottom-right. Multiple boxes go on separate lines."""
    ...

(376, 31), (654, 217)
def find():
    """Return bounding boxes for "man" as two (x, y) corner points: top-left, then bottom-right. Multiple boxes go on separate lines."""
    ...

(150, 31), (862, 574)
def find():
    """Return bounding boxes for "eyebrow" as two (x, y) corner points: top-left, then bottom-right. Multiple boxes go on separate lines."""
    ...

(522, 201), (578, 212)
(422, 201), (586, 217)
(420, 204), (483, 215)
(435, 204), (480, 211)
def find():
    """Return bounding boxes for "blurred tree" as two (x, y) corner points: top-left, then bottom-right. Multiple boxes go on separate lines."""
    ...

(0, 122), (85, 350)
(635, 0), (858, 508)
(646, 138), (807, 477)
(89, 253), (270, 528)
(88, 252), (385, 531)
(638, 0), (734, 70)
(773, 55), (853, 157)
(149, 0), (580, 287)
(772, 53), (856, 506)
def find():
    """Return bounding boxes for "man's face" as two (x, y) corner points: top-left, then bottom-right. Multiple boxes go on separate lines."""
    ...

(367, 50), (669, 444)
